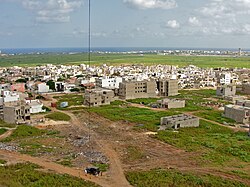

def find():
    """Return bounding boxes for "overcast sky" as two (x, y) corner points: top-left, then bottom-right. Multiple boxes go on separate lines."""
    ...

(1, 0), (250, 49)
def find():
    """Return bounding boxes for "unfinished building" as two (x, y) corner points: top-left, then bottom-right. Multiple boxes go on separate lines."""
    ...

(3, 101), (31, 124)
(159, 114), (199, 130)
(224, 104), (250, 124)
(84, 89), (114, 107)
(157, 79), (178, 97)
(216, 85), (236, 97)
(118, 80), (156, 100)
(158, 98), (185, 109)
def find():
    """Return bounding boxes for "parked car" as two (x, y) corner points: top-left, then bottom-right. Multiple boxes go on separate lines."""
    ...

(84, 167), (100, 176)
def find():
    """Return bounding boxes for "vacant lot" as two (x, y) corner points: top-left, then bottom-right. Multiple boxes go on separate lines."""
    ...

(45, 112), (71, 121)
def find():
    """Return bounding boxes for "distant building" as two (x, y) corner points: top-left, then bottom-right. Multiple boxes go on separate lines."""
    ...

(216, 85), (236, 97)
(158, 98), (185, 109)
(219, 73), (231, 85)
(118, 80), (156, 100)
(157, 79), (178, 97)
(3, 101), (31, 124)
(37, 83), (50, 93)
(160, 114), (199, 130)
(84, 89), (114, 107)
(96, 77), (123, 89)
(224, 104), (249, 124)
(10, 83), (25, 93)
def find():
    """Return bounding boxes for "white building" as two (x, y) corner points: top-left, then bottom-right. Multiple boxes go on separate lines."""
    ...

(38, 83), (50, 93)
(96, 77), (123, 89)
(25, 99), (45, 114)
(220, 73), (231, 85)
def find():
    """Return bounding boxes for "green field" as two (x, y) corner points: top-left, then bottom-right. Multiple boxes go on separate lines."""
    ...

(0, 163), (99, 187)
(45, 112), (71, 121)
(53, 94), (84, 110)
(126, 169), (248, 187)
(0, 53), (250, 68)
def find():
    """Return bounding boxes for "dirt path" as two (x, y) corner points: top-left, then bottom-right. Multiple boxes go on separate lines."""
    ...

(62, 110), (132, 187)
(0, 129), (14, 141)
(0, 149), (110, 187)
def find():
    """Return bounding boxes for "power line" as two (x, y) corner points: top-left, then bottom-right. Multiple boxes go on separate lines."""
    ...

(87, 0), (91, 143)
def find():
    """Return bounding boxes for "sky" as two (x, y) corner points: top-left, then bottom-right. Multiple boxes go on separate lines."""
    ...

(1, 0), (250, 49)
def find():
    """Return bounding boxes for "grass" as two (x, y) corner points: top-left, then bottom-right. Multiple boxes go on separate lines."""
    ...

(0, 159), (7, 165)
(2, 125), (47, 142)
(53, 94), (84, 110)
(0, 128), (7, 135)
(127, 98), (161, 105)
(0, 163), (99, 187)
(125, 146), (145, 162)
(1, 53), (250, 68)
(45, 112), (71, 121)
(155, 120), (250, 164)
(86, 100), (179, 131)
(92, 163), (109, 172)
(126, 169), (248, 187)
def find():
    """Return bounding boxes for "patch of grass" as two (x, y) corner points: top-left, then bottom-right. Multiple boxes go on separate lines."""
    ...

(2, 125), (47, 142)
(125, 146), (145, 162)
(56, 159), (73, 167)
(194, 110), (235, 124)
(126, 169), (248, 187)
(0, 119), (16, 128)
(0, 162), (99, 187)
(45, 112), (71, 121)
(53, 94), (83, 109)
(19, 142), (54, 156)
(155, 120), (250, 164)
(93, 163), (109, 172)
(0, 128), (7, 135)
(87, 101), (179, 131)
(0, 159), (7, 165)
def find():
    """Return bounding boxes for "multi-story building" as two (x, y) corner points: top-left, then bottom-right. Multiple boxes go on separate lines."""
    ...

(96, 77), (123, 89)
(3, 101), (31, 124)
(118, 80), (156, 100)
(216, 85), (236, 97)
(84, 89), (114, 107)
(157, 79), (178, 97)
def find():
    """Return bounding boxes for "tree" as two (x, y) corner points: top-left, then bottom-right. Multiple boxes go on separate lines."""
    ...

(46, 80), (55, 91)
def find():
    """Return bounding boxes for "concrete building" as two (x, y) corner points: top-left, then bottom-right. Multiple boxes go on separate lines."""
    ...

(219, 73), (231, 85)
(37, 83), (50, 93)
(216, 85), (236, 97)
(84, 89), (114, 107)
(3, 102), (31, 124)
(158, 98), (185, 109)
(157, 79), (178, 97)
(224, 104), (250, 124)
(25, 99), (45, 114)
(96, 77), (123, 89)
(10, 83), (25, 93)
(160, 114), (199, 130)
(118, 80), (156, 100)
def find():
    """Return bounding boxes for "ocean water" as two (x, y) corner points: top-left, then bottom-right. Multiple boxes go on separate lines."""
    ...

(0, 47), (247, 55)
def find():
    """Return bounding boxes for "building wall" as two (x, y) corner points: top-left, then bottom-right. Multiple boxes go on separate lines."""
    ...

(119, 80), (156, 100)
(3, 104), (31, 124)
(157, 79), (178, 97)
(167, 100), (185, 109)
(10, 83), (25, 93)
(38, 83), (49, 93)
(224, 105), (249, 123)
(160, 114), (199, 130)
(242, 84), (250, 94)
(216, 86), (236, 96)
(84, 89), (114, 106)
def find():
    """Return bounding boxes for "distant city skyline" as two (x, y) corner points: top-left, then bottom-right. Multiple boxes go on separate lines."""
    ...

(1, 0), (250, 49)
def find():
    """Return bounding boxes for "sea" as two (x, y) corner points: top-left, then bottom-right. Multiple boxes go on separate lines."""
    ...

(0, 47), (248, 55)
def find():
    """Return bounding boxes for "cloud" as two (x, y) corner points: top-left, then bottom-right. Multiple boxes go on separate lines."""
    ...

(188, 17), (201, 26)
(21, 0), (83, 23)
(167, 20), (180, 29)
(123, 0), (177, 10)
